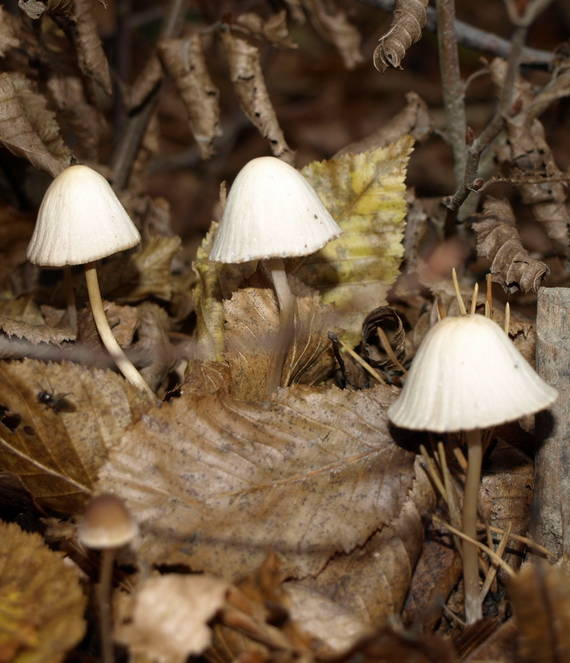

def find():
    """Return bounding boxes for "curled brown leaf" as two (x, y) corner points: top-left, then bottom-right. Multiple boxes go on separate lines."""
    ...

(221, 28), (293, 161)
(472, 197), (549, 293)
(0, 6), (20, 55)
(302, 0), (363, 69)
(158, 34), (221, 159)
(373, 0), (428, 72)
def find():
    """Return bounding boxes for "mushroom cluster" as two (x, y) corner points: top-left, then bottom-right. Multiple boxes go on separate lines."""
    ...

(389, 313), (558, 623)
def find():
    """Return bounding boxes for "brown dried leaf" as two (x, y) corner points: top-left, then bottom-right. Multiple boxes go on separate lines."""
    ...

(0, 72), (70, 176)
(0, 522), (85, 663)
(97, 384), (419, 581)
(335, 91), (430, 157)
(129, 57), (162, 110)
(235, 11), (297, 49)
(221, 29), (293, 161)
(158, 34), (221, 159)
(471, 197), (549, 293)
(116, 575), (228, 662)
(0, 296), (74, 344)
(490, 58), (570, 255)
(0, 7), (20, 55)
(48, 0), (113, 96)
(509, 564), (570, 662)
(0, 205), (35, 292)
(302, 0), (363, 69)
(373, 0), (428, 72)
(0, 359), (147, 513)
(223, 286), (333, 400)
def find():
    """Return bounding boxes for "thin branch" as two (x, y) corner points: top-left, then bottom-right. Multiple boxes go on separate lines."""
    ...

(110, 0), (188, 191)
(357, 0), (553, 65)
(436, 0), (466, 187)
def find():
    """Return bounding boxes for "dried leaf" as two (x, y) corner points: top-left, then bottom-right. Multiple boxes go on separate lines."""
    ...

(302, 0), (363, 69)
(221, 28), (294, 161)
(158, 34), (221, 159)
(97, 384), (418, 581)
(471, 197), (549, 293)
(116, 575), (228, 662)
(235, 11), (297, 49)
(0, 205), (35, 293)
(48, 0), (113, 96)
(0, 72), (71, 176)
(0, 521), (85, 663)
(294, 135), (413, 331)
(490, 58), (570, 255)
(0, 7), (20, 55)
(223, 286), (333, 400)
(0, 359), (147, 512)
(335, 91), (430, 157)
(373, 0), (428, 72)
(0, 296), (74, 344)
(509, 564), (570, 662)
(129, 57), (162, 110)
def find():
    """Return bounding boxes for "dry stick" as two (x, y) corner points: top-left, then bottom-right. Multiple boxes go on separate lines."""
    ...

(480, 522), (512, 604)
(419, 444), (447, 499)
(485, 273), (493, 319)
(335, 335), (387, 384)
(481, 524), (554, 559)
(84, 264), (154, 397)
(451, 268), (467, 315)
(446, 25), (528, 213)
(110, 0), (188, 191)
(356, 0), (552, 64)
(437, 441), (463, 556)
(433, 515), (516, 577)
(503, 302), (511, 335)
(470, 282), (479, 315)
(436, 0), (466, 188)
(376, 326), (407, 373)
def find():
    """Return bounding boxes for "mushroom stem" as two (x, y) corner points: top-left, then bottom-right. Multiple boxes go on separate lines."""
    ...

(97, 548), (115, 663)
(84, 263), (154, 397)
(266, 258), (296, 395)
(463, 427), (483, 623)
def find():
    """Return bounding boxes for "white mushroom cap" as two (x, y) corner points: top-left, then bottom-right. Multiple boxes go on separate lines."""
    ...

(388, 314), (558, 433)
(77, 494), (138, 550)
(27, 165), (141, 267)
(209, 156), (341, 263)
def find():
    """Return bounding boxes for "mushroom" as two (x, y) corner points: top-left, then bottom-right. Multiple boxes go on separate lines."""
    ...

(26, 165), (153, 397)
(78, 493), (138, 663)
(209, 156), (341, 392)
(388, 313), (558, 623)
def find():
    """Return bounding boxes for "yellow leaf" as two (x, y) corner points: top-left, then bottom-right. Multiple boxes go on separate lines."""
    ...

(292, 135), (413, 316)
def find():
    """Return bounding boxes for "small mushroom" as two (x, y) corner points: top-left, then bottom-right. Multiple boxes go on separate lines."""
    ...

(78, 494), (138, 663)
(26, 165), (153, 397)
(209, 156), (341, 393)
(388, 313), (558, 624)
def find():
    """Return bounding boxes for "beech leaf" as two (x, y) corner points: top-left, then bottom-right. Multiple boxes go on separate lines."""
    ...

(97, 384), (418, 581)
(0, 521), (85, 663)
(373, 0), (429, 72)
(0, 359), (147, 513)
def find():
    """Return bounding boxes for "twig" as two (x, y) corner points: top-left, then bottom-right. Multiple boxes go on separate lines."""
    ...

(480, 522), (511, 603)
(436, 0), (466, 187)
(446, 25), (528, 213)
(357, 0), (553, 65)
(110, 0), (188, 191)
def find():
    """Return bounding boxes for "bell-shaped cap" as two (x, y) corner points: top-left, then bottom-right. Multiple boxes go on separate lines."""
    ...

(209, 156), (341, 263)
(388, 314), (558, 433)
(77, 494), (138, 550)
(27, 165), (141, 267)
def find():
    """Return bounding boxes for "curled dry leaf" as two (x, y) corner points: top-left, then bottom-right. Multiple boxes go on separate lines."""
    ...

(373, 0), (428, 72)
(221, 28), (293, 162)
(0, 72), (71, 177)
(158, 34), (221, 159)
(472, 198), (549, 293)
(97, 384), (420, 582)
(508, 564), (570, 662)
(302, 0), (363, 69)
(294, 136), (413, 335)
(490, 58), (570, 255)
(335, 91), (430, 157)
(0, 521), (85, 663)
(0, 296), (75, 344)
(116, 574), (228, 663)
(0, 359), (147, 513)
(359, 305), (406, 371)
(223, 286), (333, 400)
(48, 0), (113, 97)
(235, 11), (297, 49)
(0, 7), (20, 55)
